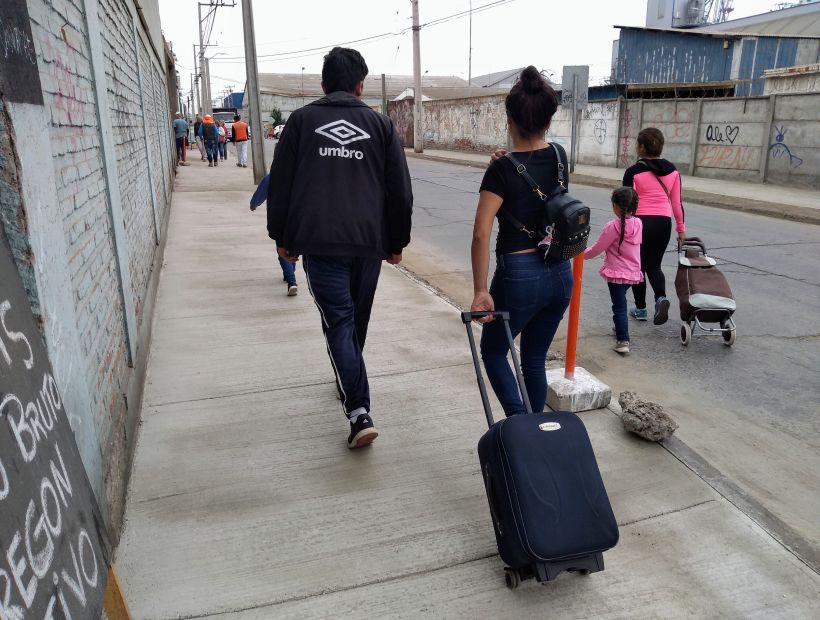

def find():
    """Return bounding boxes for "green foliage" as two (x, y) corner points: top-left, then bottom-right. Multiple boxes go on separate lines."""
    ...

(270, 107), (284, 126)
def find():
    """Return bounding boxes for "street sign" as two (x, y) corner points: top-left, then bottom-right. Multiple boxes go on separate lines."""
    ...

(561, 65), (589, 110)
(0, 229), (111, 618)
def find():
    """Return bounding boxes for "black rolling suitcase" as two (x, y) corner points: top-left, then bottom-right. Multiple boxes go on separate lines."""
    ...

(462, 311), (619, 589)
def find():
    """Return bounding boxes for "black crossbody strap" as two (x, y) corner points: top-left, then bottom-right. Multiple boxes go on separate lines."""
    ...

(639, 160), (672, 205)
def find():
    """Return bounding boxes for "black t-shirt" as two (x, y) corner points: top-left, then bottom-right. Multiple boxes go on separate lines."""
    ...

(479, 145), (568, 255)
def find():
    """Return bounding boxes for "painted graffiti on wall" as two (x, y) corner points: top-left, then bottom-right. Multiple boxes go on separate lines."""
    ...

(651, 107), (693, 140)
(768, 126), (803, 169)
(697, 144), (759, 170)
(619, 107), (634, 166)
(593, 119), (607, 144)
(705, 124), (740, 144)
(583, 102), (618, 120)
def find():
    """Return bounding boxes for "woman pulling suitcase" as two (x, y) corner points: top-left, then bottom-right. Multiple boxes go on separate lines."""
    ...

(466, 67), (619, 588)
(469, 66), (572, 417)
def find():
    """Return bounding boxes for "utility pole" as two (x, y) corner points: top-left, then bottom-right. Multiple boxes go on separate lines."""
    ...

(198, 1), (236, 114)
(468, 0), (472, 88)
(381, 73), (387, 115)
(570, 74), (578, 173)
(411, 0), (423, 153)
(198, 3), (210, 114)
(242, 0), (266, 183)
(204, 57), (212, 111)
(193, 44), (200, 114)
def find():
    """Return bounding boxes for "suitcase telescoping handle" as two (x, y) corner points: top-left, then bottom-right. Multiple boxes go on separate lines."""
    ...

(461, 311), (533, 428)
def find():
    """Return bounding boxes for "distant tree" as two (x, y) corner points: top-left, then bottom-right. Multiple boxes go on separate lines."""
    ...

(271, 106), (284, 125)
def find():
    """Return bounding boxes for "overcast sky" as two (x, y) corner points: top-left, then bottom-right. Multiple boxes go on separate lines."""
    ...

(159, 0), (787, 105)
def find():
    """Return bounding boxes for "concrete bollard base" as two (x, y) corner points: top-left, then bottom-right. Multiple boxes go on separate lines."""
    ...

(546, 367), (612, 413)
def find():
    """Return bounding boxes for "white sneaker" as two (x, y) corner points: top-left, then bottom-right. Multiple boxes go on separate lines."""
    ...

(614, 340), (630, 355)
(287, 284), (298, 297)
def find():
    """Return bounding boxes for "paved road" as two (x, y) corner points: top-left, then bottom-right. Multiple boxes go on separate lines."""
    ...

(402, 157), (820, 561)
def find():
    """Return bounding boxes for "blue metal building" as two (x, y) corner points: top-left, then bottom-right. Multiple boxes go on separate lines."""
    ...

(613, 26), (820, 96)
(221, 92), (244, 109)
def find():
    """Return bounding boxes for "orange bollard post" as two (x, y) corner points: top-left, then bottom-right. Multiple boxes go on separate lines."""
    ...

(564, 253), (585, 380)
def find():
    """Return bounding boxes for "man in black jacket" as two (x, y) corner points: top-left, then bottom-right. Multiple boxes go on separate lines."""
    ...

(267, 47), (413, 449)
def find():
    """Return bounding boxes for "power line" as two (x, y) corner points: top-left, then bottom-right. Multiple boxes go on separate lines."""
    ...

(209, 0), (519, 63)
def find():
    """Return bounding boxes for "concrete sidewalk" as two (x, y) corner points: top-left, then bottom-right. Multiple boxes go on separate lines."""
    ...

(116, 158), (819, 618)
(407, 148), (820, 225)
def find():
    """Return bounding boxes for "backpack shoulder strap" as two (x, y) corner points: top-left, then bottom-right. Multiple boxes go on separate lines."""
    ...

(504, 153), (548, 200)
(549, 143), (568, 190)
(496, 153), (540, 239)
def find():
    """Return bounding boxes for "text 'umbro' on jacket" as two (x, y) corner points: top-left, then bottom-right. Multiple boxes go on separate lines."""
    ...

(267, 91), (413, 259)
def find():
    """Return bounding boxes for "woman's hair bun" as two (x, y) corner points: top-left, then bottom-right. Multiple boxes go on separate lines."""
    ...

(519, 66), (544, 94)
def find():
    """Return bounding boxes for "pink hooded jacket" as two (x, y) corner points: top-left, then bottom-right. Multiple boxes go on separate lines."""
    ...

(584, 217), (644, 284)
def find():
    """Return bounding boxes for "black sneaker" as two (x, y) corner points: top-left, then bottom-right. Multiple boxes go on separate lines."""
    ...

(653, 297), (670, 325)
(347, 414), (378, 449)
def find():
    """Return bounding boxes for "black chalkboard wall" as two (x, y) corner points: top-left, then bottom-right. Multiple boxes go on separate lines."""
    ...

(0, 228), (110, 617)
(0, 0), (44, 105)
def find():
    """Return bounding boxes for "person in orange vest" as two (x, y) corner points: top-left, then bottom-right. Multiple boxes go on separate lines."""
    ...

(231, 114), (249, 168)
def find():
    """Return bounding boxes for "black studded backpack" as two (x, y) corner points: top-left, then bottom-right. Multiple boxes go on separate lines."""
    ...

(503, 143), (590, 261)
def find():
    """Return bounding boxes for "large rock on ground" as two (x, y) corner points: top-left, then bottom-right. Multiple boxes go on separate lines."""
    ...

(618, 391), (678, 441)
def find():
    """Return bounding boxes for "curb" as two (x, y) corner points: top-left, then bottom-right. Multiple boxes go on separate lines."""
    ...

(606, 399), (819, 574)
(407, 152), (820, 226)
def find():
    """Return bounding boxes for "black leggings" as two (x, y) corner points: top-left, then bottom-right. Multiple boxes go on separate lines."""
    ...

(632, 215), (672, 309)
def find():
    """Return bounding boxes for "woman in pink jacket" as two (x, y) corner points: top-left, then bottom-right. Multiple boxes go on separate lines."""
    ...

(622, 128), (686, 325)
(585, 187), (643, 355)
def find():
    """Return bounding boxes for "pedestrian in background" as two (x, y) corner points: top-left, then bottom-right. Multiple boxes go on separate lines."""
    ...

(217, 120), (228, 161)
(193, 114), (206, 161)
(173, 113), (189, 166)
(231, 114), (249, 168)
(584, 187), (643, 355)
(198, 114), (219, 167)
(470, 66), (571, 417)
(250, 174), (299, 296)
(267, 46), (413, 449)
(623, 128), (686, 325)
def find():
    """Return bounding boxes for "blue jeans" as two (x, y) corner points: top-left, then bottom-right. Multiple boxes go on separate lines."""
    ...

(608, 282), (630, 342)
(204, 139), (218, 162)
(278, 256), (297, 286)
(480, 253), (573, 416)
(217, 141), (227, 158)
(303, 255), (381, 417)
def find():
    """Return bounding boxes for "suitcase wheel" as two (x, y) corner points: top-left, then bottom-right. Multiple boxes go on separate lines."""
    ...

(680, 323), (692, 346)
(504, 568), (521, 590)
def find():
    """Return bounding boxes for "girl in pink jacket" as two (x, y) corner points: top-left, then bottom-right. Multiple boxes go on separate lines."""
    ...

(585, 187), (643, 355)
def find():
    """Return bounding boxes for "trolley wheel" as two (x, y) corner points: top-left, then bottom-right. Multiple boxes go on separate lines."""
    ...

(680, 323), (692, 346)
(504, 568), (520, 590)
(722, 327), (736, 346)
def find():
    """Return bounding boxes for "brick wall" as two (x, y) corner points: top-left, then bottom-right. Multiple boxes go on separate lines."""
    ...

(3, 0), (174, 536)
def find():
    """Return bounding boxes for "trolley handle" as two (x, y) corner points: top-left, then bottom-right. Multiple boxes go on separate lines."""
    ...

(678, 237), (707, 254)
